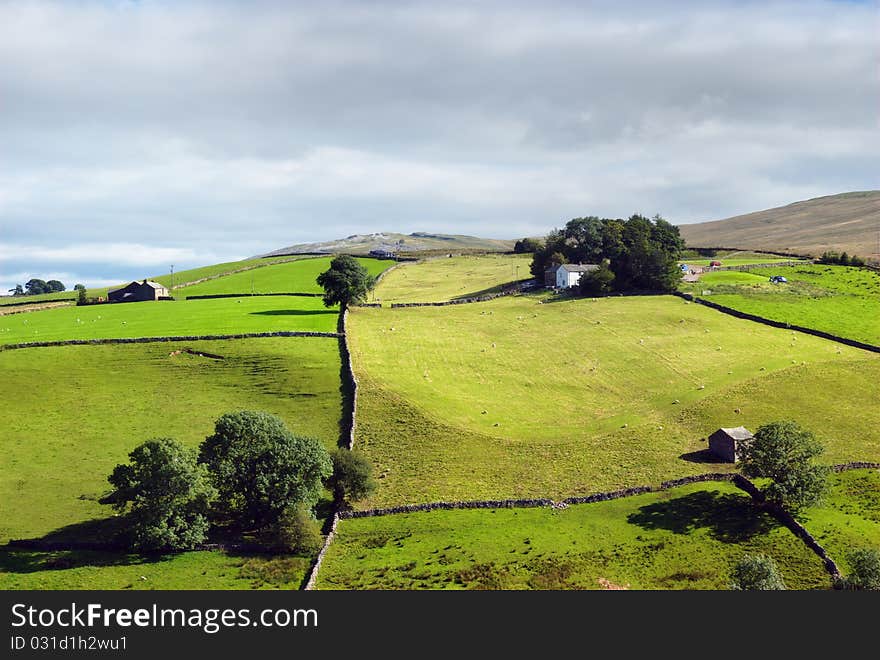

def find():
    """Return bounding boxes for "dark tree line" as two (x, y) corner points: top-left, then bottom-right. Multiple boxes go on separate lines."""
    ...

(8, 278), (70, 296)
(527, 214), (685, 293)
(817, 251), (866, 267)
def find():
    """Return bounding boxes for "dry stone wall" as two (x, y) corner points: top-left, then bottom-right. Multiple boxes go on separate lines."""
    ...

(0, 331), (342, 351)
(675, 292), (880, 353)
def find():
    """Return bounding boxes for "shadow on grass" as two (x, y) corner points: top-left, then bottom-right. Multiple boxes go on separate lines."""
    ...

(0, 548), (167, 575)
(679, 449), (727, 464)
(627, 490), (777, 542)
(450, 279), (532, 301)
(249, 309), (336, 317)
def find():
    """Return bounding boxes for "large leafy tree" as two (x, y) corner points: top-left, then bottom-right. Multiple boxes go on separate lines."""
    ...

(45, 280), (66, 292)
(198, 411), (332, 529)
(738, 420), (829, 512)
(24, 278), (48, 295)
(316, 255), (376, 308)
(101, 438), (214, 552)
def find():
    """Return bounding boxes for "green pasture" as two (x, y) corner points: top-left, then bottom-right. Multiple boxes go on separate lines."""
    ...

(316, 481), (827, 590)
(0, 291), (77, 306)
(373, 254), (532, 304)
(348, 294), (879, 506)
(0, 296), (338, 344)
(0, 549), (311, 590)
(683, 265), (880, 346)
(799, 469), (880, 576)
(0, 337), (341, 544)
(0, 256), (300, 307)
(178, 257), (389, 298)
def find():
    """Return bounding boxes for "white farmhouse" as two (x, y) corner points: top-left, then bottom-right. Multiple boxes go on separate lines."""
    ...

(555, 263), (600, 289)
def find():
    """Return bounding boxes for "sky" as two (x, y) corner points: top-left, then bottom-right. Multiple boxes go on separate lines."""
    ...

(1, 0), (877, 291)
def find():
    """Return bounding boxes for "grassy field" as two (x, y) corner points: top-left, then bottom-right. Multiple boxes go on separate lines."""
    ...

(0, 296), (339, 344)
(0, 337), (341, 544)
(178, 257), (389, 298)
(373, 254), (532, 304)
(0, 291), (78, 306)
(681, 258), (805, 267)
(0, 549), (312, 590)
(348, 294), (880, 506)
(0, 256), (301, 307)
(681, 265), (880, 345)
(316, 481), (828, 590)
(799, 469), (880, 576)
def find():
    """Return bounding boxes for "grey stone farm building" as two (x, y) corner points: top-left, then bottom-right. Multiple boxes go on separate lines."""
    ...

(708, 426), (753, 463)
(107, 279), (170, 303)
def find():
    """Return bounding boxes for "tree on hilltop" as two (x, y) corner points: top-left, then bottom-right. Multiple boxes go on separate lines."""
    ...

(316, 255), (376, 308)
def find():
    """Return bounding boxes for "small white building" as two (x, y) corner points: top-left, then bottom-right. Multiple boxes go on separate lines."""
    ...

(556, 263), (600, 289)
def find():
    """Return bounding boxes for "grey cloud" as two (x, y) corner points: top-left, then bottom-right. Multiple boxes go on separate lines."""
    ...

(0, 0), (876, 286)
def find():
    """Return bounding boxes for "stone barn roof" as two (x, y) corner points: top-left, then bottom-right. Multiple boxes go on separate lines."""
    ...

(716, 426), (753, 441)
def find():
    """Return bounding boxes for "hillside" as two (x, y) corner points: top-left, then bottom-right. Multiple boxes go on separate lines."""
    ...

(678, 191), (880, 259)
(259, 232), (515, 257)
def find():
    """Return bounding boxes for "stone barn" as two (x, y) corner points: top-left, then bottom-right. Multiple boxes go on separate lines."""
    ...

(107, 279), (169, 303)
(708, 426), (753, 463)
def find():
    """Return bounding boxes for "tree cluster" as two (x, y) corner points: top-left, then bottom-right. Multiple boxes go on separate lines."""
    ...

(530, 214), (685, 293)
(513, 238), (543, 254)
(817, 251), (866, 267)
(101, 411), (375, 553)
(8, 279), (67, 296)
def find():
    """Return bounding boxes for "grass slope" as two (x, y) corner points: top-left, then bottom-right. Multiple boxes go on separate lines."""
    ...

(681, 265), (880, 345)
(178, 257), (389, 298)
(0, 550), (312, 590)
(349, 294), (879, 505)
(0, 297), (338, 345)
(678, 190), (880, 259)
(799, 469), (880, 576)
(0, 338), (341, 543)
(316, 481), (827, 590)
(374, 254), (532, 304)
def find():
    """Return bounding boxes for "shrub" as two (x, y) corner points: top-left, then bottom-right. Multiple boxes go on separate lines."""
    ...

(730, 554), (786, 590)
(326, 448), (377, 504)
(272, 504), (324, 555)
(837, 548), (880, 590)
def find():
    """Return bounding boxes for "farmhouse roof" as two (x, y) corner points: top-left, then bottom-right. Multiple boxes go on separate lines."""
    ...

(716, 426), (753, 441)
(560, 263), (600, 273)
(107, 279), (166, 294)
